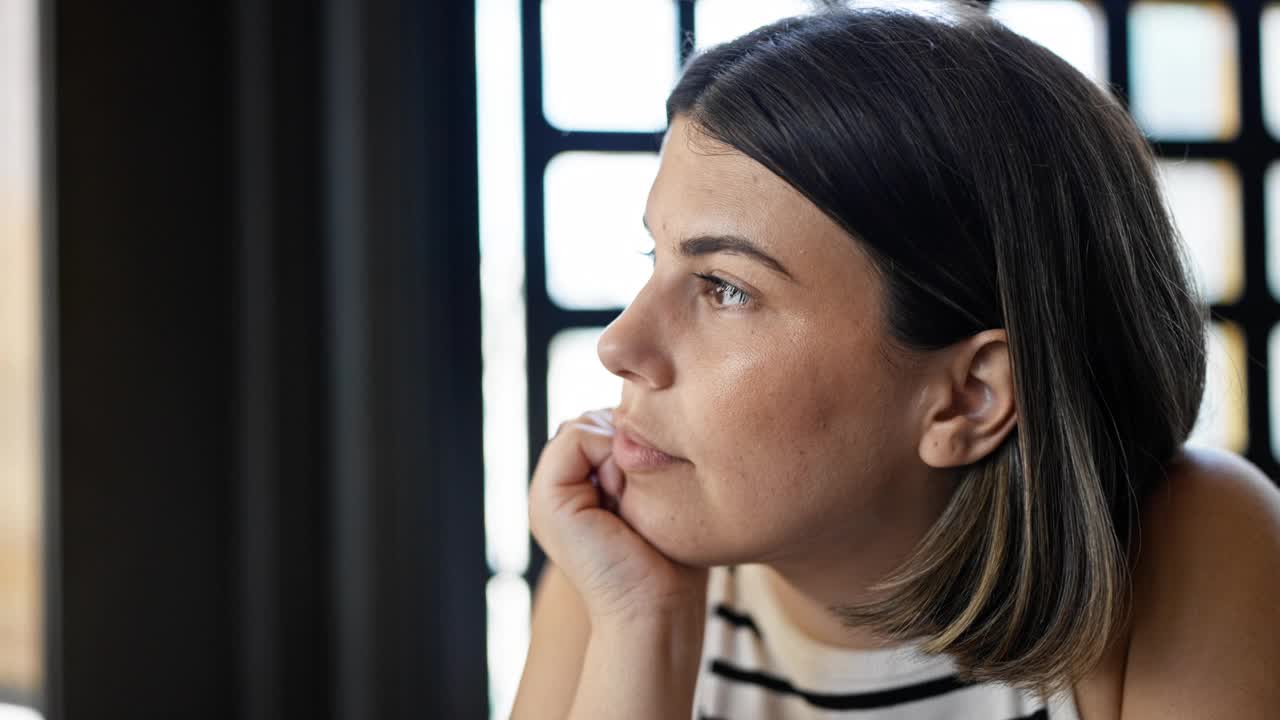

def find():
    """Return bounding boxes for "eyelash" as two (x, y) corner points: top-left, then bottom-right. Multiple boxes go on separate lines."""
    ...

(695, 273), (752, 307)
(641, 248), (753, 308)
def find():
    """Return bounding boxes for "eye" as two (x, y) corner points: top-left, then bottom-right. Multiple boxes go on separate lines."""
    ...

(694, 272), (751, 308)
(641, 247), (656, 264)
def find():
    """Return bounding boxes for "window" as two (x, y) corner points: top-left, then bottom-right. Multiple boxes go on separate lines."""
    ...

(475, 0), (1278, 715)
(1125, 1), (1263, 456)
(0, 0), (44, 715)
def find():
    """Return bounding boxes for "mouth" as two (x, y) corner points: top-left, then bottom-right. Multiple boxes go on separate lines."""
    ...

(612, 422), (687, 472)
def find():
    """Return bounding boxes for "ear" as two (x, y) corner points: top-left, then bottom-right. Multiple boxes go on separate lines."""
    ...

(917, 329), (1017, 468)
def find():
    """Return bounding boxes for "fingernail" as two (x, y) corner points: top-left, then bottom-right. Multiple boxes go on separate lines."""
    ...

(571, 422), (615, 437)
(585, 409), (615, 430)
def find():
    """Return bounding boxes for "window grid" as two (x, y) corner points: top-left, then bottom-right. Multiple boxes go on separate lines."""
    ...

(514, 0), (1280, 595)
(519, 0), (694, 586)
(1123, 0), (1278, 480)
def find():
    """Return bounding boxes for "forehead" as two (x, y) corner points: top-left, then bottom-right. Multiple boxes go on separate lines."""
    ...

(645, 115), (863, 275)
(647, 117), (800, 231)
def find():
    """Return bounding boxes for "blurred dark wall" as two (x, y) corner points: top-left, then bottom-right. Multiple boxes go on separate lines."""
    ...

(43, 1), (485, 718)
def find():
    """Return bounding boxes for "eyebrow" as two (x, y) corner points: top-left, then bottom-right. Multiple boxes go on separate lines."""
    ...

(642, 215), (794, 281)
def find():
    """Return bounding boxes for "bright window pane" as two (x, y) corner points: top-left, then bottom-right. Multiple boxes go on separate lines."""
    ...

(0, 0), (43, 705)
(0, 705), (40, 720)
(1267, 162), (1280, 300)
(477, 1), (531, 716)
(1129, 2), (1239, 140)
(990, 1), (1107, 84)
(545, 151), (658, 309)
(541, 0), (676, 131)
(485, 574), (531, 720)
(1263, 5), (1280, 140)
(1192, 322), (1247, 453)
(694, 0), (956, 50)
(478, 0), (530, 581)
(693, 0), (813, 49)
(1156, 159), (1243, 305)
(547, 328), (622, 436)
(1270, 324), (1280, 460)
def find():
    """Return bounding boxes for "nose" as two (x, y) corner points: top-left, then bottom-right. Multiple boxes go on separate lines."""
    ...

(597, 283), (674, 390)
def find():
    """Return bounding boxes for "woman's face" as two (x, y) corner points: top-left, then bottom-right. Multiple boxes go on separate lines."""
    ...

(598, 115), (939, 569)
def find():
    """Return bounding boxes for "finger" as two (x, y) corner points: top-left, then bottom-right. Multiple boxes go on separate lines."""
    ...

(596, 455), (625, 505)
(534, 420), (617, 493)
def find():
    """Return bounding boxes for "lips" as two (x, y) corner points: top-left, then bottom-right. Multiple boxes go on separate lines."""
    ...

(608, 417), (684, 472)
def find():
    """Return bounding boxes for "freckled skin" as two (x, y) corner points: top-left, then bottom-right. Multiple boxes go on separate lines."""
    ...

(597, 115), (955, 629)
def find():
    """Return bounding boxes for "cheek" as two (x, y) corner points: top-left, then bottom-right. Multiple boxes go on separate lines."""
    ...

(690, 326), (896, 521)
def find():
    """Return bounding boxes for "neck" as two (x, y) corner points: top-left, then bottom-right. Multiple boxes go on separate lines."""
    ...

(759, 467), (958, 651)
(759, 564), (902, 650)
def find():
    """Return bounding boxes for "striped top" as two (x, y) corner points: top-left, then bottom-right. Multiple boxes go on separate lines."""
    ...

(691, 564), (1082, 720)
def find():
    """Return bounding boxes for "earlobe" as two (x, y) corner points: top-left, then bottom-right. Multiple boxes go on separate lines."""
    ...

(917, 330), (1017, 469)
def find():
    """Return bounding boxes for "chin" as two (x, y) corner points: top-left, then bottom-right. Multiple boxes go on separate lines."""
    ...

(618, 493), (757, 568)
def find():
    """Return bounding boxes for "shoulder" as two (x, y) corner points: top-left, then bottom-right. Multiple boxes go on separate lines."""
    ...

(1139, 445), (1280, 552)
(1136, 445), (1280, 568)
(1119, 444), (1280, 717)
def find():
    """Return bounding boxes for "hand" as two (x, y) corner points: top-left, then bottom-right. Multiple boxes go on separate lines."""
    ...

(528, 408), (708, 627)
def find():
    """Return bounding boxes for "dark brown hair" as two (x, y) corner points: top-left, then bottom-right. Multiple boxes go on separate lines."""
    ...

(667, 3), (1207, 692)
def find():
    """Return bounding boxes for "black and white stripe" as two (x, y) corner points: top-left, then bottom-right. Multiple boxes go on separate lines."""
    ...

(713, 603), (763, 637)
(709, 658), (973, 711)
(703, 600), (1054, 718)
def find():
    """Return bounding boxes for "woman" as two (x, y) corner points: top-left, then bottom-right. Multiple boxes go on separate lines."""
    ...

(512, 5), (1280, 718)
